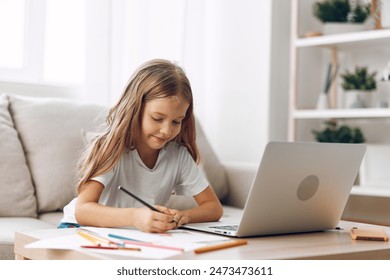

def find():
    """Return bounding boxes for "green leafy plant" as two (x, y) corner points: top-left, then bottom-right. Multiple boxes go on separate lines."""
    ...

(312, 120), (365, 143)
(313, 0), (371, 23)
(313, 0), (350, 23)
(341, 66), (377, 91)
(349, 1), (371, 23)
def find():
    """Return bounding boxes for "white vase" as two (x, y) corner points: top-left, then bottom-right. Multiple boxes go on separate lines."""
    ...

(316, 92), (330, 110)
(381, 0), (390, 28)
(323, 22), (369, 35)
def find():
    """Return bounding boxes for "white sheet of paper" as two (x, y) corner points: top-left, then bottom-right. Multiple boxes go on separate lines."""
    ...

(25, 227), (230, 259)
(86, 226), (228, 244)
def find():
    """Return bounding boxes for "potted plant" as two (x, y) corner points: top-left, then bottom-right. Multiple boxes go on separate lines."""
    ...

(312, 120), (365, 143)
(341, 66), (377, 108)
(313, 0), (372, 34)
(312, 119), (365, 185)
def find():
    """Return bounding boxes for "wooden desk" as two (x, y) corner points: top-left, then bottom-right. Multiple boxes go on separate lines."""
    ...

(14, 221), (390, 260)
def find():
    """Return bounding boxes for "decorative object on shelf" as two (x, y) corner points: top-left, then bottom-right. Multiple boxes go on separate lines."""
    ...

(341, 66), (377, 108)
(316, 92), (330, 110)
(316, 63), (339, 109)
(304, 31), (323, 37)
(378, 0), (390, 28)
(380, 60), (390, 81)
(312, 119), (365, 143)
(375, 60), (390, 108)
(312, 0), (373, 35)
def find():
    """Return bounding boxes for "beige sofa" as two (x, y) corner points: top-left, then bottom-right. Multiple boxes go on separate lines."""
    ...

(1, 93), (251, 260)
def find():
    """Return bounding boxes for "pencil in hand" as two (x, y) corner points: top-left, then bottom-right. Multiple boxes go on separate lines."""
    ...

(118, 186), (161, 213)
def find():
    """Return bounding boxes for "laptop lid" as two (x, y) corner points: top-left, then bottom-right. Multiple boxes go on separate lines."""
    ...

(184, 142), (366, 237)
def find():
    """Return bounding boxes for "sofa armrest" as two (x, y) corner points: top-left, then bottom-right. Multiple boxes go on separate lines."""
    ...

(222, 162), (258, 208)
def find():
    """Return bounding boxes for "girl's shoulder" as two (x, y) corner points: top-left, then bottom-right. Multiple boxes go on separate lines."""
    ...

(165, 142), (186, 153)
(164, 142), (192, 161)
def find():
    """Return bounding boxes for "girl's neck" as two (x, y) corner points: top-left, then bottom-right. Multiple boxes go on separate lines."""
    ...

(136, 146), (160, 169)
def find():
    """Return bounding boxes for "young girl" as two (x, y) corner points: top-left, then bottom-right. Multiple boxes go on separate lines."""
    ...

(59, 59), (223, 233)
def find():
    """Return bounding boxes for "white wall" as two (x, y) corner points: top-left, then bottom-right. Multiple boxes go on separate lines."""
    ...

(0, 0), (292, 167)
(269, 0), (291, 143)
(197, 0), (290, 165)
(102, 0), (282, 166)
(190, 0), (274, 165)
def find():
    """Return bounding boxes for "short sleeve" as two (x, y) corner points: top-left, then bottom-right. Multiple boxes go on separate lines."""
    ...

(174, 147), (209, 196)
(91, 167), (115, 188)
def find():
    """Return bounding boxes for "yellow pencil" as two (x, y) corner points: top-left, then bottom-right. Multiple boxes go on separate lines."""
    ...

(77, 229), (141, 251)
(77, 229), (117, 246)
(194, 239), (247, 254)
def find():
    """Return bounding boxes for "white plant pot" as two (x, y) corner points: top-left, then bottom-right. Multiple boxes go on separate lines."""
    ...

(323, 22), (369, 35)
(344, 90), (373, 108)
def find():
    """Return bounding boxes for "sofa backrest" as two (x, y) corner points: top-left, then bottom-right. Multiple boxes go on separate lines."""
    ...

(1, 94), (227, 215)
(8, 94), (106, 213)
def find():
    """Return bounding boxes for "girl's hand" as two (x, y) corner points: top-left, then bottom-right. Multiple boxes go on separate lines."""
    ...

(167, 209), (190, 229)
(132, 206), (177, 233)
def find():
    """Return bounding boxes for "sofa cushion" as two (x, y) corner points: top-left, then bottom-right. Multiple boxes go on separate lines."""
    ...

(38, 211), (64, 226)
(0, 217), (55, 259)
(196, 122), (228, 201)
(0, 94), (37, 218)
(9, 95), (106, 213)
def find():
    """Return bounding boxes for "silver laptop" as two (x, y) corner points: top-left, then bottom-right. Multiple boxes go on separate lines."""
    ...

(183, 141), (366, 237)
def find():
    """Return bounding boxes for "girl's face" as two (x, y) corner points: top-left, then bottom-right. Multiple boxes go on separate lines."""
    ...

(138, 95), (189, 155)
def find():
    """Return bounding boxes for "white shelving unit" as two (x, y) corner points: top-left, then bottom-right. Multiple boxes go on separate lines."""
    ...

(293, 108), (390, 119)
(294, 28), (390, 49)
(289, 0), (390, 196)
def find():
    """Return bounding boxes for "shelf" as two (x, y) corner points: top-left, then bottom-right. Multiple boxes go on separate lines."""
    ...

(351, 186), (390, 197)
(289, 0), (390, 199)
(295, 29), (390, 50)
(292, 108), (390, 119)
(288, 0), (390, 145)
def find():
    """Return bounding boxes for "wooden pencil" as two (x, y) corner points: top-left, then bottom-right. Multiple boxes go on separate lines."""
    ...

(194, 239), (247, 254)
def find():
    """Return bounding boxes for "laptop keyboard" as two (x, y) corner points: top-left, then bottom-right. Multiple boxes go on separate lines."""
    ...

(210, 225), (238, 231)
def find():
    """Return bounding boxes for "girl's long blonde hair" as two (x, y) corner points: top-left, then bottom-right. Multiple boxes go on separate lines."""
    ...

(77, 59), (199, 192)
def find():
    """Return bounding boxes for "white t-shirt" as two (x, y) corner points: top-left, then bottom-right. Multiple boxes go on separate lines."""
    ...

(61, 142), (208, 224)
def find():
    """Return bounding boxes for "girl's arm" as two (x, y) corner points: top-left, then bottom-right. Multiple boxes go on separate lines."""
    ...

(172, 186), (223, 227)
(75, 180), (176, 232)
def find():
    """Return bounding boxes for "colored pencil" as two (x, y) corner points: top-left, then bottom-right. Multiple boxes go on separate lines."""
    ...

(108, 233), (183, 252)
(77, 229), (120, 246)
(108, 233), (141, 242)
(123, 240), (184, 252)
(194, 239), (248, 254)
(80, 245), (141, 251)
